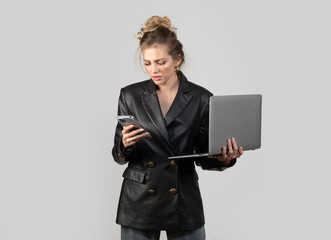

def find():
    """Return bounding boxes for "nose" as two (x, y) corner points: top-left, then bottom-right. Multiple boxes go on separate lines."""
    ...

(151, 63), (159, 73)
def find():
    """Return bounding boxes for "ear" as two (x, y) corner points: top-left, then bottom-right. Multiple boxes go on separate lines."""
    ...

(174, 56), (182, 67)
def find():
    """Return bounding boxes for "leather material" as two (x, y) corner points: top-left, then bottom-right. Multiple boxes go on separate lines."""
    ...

(112, 71), (236, 230)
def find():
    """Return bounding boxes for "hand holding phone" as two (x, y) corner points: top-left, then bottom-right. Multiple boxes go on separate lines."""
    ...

(117, 115), (151, 149)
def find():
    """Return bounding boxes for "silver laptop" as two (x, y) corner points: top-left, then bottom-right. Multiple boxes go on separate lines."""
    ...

(168, 94), (262, 159)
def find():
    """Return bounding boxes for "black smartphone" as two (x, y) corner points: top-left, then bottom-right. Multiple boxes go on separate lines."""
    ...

(117, 115), (152, 138)
(117, 115), (142, 129)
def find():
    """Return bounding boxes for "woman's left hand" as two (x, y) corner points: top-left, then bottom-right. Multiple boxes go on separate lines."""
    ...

(208, 137), (244, 165)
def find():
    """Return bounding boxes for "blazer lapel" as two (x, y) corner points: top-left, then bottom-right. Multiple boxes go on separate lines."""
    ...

(164, 73), (193, 127)
(140, 81), (173, 149)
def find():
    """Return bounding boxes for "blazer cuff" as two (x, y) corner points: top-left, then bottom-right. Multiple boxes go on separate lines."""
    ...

(120, 140), (133, 156)
(196, 158), (237, 171)
(112, 139), (133, 165)
(218, 158), (237, 171)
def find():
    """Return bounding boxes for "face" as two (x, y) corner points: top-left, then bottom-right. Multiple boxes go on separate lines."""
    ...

(142, 44), (181, 87)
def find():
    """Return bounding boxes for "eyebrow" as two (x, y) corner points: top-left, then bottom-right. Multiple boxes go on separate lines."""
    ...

(143, 58), (166, 62)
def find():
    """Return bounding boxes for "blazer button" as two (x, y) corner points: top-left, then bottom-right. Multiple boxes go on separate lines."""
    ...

(170, 160), (177, 167)
(169, 188), (177, 195)
(147, 161), (155, 168)
(148, 189), (156, 195)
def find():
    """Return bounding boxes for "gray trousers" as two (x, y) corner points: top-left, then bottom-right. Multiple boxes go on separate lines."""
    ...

(121, 225), (206, 240)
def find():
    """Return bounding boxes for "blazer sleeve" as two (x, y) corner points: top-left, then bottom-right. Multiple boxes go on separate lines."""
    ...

(112, 88), (135, 165)
(195, 101), (236, 171)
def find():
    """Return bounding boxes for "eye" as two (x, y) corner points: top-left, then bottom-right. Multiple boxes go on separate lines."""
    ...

(158, 61), (166, 65)
(144, 62), (151, 66)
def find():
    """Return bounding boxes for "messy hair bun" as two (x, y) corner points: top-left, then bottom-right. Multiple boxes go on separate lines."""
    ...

(135, 16), (184, 67)
(135, 16), (177, 40)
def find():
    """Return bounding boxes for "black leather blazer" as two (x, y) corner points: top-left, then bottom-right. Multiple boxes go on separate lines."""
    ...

(112, 71), (235, 231)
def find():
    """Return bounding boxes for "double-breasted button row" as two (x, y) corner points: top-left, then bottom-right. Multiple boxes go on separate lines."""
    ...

(147, 161), (175, 167)
(148, 188), (178, 195)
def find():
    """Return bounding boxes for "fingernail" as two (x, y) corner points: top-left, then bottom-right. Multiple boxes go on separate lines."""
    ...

(232, 137), (234, 140)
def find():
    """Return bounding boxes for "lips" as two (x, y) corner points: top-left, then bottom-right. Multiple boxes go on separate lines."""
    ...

(152, 76), (162, 81)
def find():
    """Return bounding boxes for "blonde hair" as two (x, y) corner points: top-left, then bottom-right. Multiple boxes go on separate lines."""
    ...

(135, 16), (184, 67)
(135, 16), (177, 40)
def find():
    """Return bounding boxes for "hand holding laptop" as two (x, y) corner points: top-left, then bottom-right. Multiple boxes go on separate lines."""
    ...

(168, 94), (261, 160)
(208, 137), (244, 165)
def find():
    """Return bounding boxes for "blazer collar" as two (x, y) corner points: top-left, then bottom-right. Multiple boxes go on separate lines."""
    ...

(140, 71), (193, 149)
(140, 79), (171, 149)
(164, 72), (193, 126)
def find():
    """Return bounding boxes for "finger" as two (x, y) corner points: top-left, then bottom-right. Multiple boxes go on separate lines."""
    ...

(124, 135), (145, 148)
(227, 139), (233, 159)
(231, 137), (238, 158)
(123, 133), (142, 148)
(220, 146), (228, 160)
(126, 128), (145, 139)
(121, 126), (135, 148)
(125, 138), (135, 146)
(231, 137), (238, 151)
(237, 146), (244, 158)
(129, 128), (145, 137)
(122, 136), (135, 149)
(124, 124), (135, 131)
(221, 146), (227, 156)
(126, 131), (150, 143)
(122, 124), (135, 133)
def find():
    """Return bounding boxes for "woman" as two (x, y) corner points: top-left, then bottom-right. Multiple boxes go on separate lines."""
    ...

(112, 16), (243, 240)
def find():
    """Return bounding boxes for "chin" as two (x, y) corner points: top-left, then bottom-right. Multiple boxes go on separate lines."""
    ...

(153, 80), (163, 85)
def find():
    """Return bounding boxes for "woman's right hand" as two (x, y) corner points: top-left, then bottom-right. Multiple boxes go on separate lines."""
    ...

(122, 125), (150, 149)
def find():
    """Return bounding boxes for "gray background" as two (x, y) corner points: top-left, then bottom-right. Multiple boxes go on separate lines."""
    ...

(1, 0), (330, 239)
